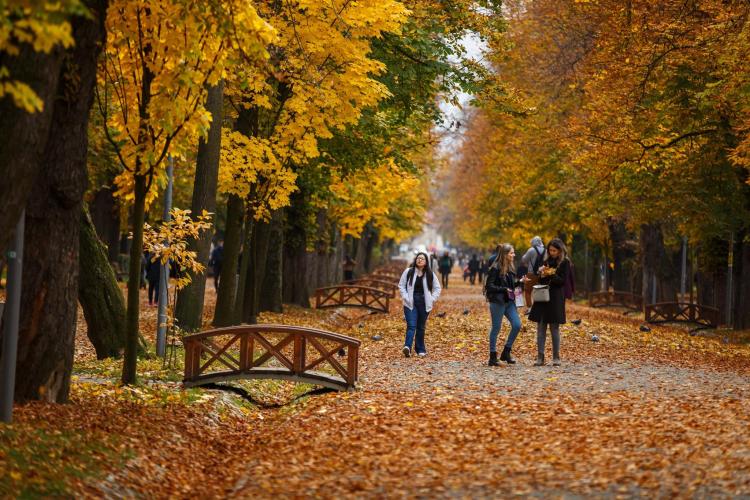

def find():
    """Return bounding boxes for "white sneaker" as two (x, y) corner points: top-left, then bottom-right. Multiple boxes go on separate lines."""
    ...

(553, 358), (561, 366)
(402, 346), (411, 358)
(417, 352), (427, 358)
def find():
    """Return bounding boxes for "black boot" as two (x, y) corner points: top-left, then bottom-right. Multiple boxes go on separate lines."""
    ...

(500, 346), (516, 364)
(488, 351), (500, 366)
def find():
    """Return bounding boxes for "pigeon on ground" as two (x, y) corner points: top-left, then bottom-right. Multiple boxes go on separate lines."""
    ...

(371, 334), (383, 341)
(572, 319), (582, 325)
(463, 308), (470, 315)
(591, 334), (600, 342)
(436, 311), (447, 318)
(358, 322), (364, 328)
(639, 325), (651, 332)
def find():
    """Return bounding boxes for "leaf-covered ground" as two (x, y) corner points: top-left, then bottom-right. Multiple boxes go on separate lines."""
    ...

(2, 278), (750, 498)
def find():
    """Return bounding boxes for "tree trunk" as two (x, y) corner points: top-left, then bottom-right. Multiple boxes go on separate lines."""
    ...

(260, 209), (284, 313)
(175, 81), (224, 332)
(79, 205), (126, 358)
(640, 224), (679, 303)
(213, 194), (243, 326)
(608, 218), (632, 291)
(90, 186), (121, 262)
(0, 43), (66, 254)
(10, 1), (107, 403)
(734, 238), (750, 329)
(234, 214), (254, 324)
(122, 174), (147, 385)
(243, 216), (272, 323)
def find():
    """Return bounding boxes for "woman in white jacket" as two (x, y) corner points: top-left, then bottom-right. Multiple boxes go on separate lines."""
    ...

(398, 252), (442, 357)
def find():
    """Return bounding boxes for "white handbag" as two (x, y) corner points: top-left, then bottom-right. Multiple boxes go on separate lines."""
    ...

(532, 284), (550, 302)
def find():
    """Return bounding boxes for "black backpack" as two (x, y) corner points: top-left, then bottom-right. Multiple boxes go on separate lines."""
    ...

(531, 246), (544, 274)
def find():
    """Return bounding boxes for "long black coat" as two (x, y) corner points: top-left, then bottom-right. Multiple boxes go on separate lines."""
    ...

(528, 258), (569, 325)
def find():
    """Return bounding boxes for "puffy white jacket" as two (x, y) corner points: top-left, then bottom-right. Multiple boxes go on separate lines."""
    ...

(398, 267), (442, 312)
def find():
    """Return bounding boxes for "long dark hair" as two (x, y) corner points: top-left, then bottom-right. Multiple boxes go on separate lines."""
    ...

(492, 243), (515, 275)
(544, 238), (569, 266)
(407, 252), (434, 292)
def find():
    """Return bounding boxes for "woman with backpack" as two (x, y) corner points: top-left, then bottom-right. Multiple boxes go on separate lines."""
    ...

(398, 252), (442, 358)
(484, 244), (525, 366)
(528, 238), (571, 366)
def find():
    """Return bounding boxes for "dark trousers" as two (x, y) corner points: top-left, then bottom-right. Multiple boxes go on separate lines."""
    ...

(212, 266), (221, 291)
(470, 271), (477, 285)
(344, 270), (354, 281)
(404, 293), (429, 354)
(440, 271), (449, 289)
(148, 279), (159, 305)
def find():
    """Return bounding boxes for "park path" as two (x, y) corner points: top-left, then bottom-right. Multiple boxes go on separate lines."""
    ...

(219, 278), (750, 498)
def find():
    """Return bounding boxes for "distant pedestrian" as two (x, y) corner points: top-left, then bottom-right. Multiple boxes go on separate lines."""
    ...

(468, 254), (480, 285)
(484, 244), (525, 366)
(521, 236), (545, 312)
(398, 252), (442, 358)
(438, 251), (453, 289)
(529, 238), (571, 367)
(209, 240), (224, 291)
(478, 257), (489, 284)
(145, 251), (161, 306)
(342, 255), (357, 281)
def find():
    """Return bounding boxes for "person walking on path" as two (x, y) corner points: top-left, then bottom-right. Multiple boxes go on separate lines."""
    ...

(398, 252), (442, 358)
(209, 240), (224, 291)
(484, 244), (525, 366)
(438, 251), (453, 289)
(478, 256), (489, 284)
(145, 251), (161, 306)
(521, 236), (545, 312)
(468, 254), (480, 285)
(342, 255), (357, 281)
(528, 238), (571, 366)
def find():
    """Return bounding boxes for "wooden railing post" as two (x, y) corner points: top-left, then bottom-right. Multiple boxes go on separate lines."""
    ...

(294, 333), (306, 375)
(347, 344), (358, 386)
(184, 339), (201, 380)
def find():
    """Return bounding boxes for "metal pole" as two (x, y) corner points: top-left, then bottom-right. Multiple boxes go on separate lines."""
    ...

(1, 211), (25, 423)
(680, 236), (687, 301)
(156, 156), (174, 357)
(726, 232), (734, 328)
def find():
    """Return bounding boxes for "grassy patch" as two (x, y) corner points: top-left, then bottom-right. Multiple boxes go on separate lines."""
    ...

(0, 426), (128, 498)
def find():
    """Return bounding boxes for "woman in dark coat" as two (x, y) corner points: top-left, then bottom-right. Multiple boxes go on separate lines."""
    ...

(528, 238), (570, 366)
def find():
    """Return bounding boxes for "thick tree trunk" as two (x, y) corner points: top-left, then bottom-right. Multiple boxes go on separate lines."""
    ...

(79, 206), (126, 358)
(608, 218), (633, 292)
(175, 81), (224, 332)
(123, 174), (147, 385)
(640, 224), (679, 303)
(213, 194), (243, 326)
(260, 209), (284, 313)
(90, 187), (121, 262)
(734, 238), (750, 330)
(0, 45), (66, 254)
(11, 1), (107, 403)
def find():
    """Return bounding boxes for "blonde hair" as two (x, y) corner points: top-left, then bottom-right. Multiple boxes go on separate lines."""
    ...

(492, 243), (515, 275)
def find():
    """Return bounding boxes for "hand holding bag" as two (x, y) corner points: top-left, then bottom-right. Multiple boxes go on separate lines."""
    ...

(532, 284), (550, 302)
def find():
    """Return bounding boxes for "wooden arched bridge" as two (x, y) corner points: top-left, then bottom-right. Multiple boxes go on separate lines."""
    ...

(314, 285), (390, 313)
(183, 325), (360, 391)
(342, 278), (398, 298)
(589, 291), (643, 313)
(645, 302), (719, 330)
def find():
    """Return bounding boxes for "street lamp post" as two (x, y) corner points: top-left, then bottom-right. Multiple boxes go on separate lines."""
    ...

(1, 211), (25, 423)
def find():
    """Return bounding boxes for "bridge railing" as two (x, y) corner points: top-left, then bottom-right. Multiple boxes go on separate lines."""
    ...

(314, 285), (391, 313)
(183, 324), (360, 391)
(589, 291), (643, 312)
(341, 278), (398, 298)
(645, 302), (719, 329)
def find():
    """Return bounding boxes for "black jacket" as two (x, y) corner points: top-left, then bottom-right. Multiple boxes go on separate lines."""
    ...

(528, 257), (569, 324)
(484, 267), (521, 305)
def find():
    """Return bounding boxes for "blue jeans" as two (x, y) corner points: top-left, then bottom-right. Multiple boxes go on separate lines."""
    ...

(488, 300), (522, 353)
(404, 293), (429, 354)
